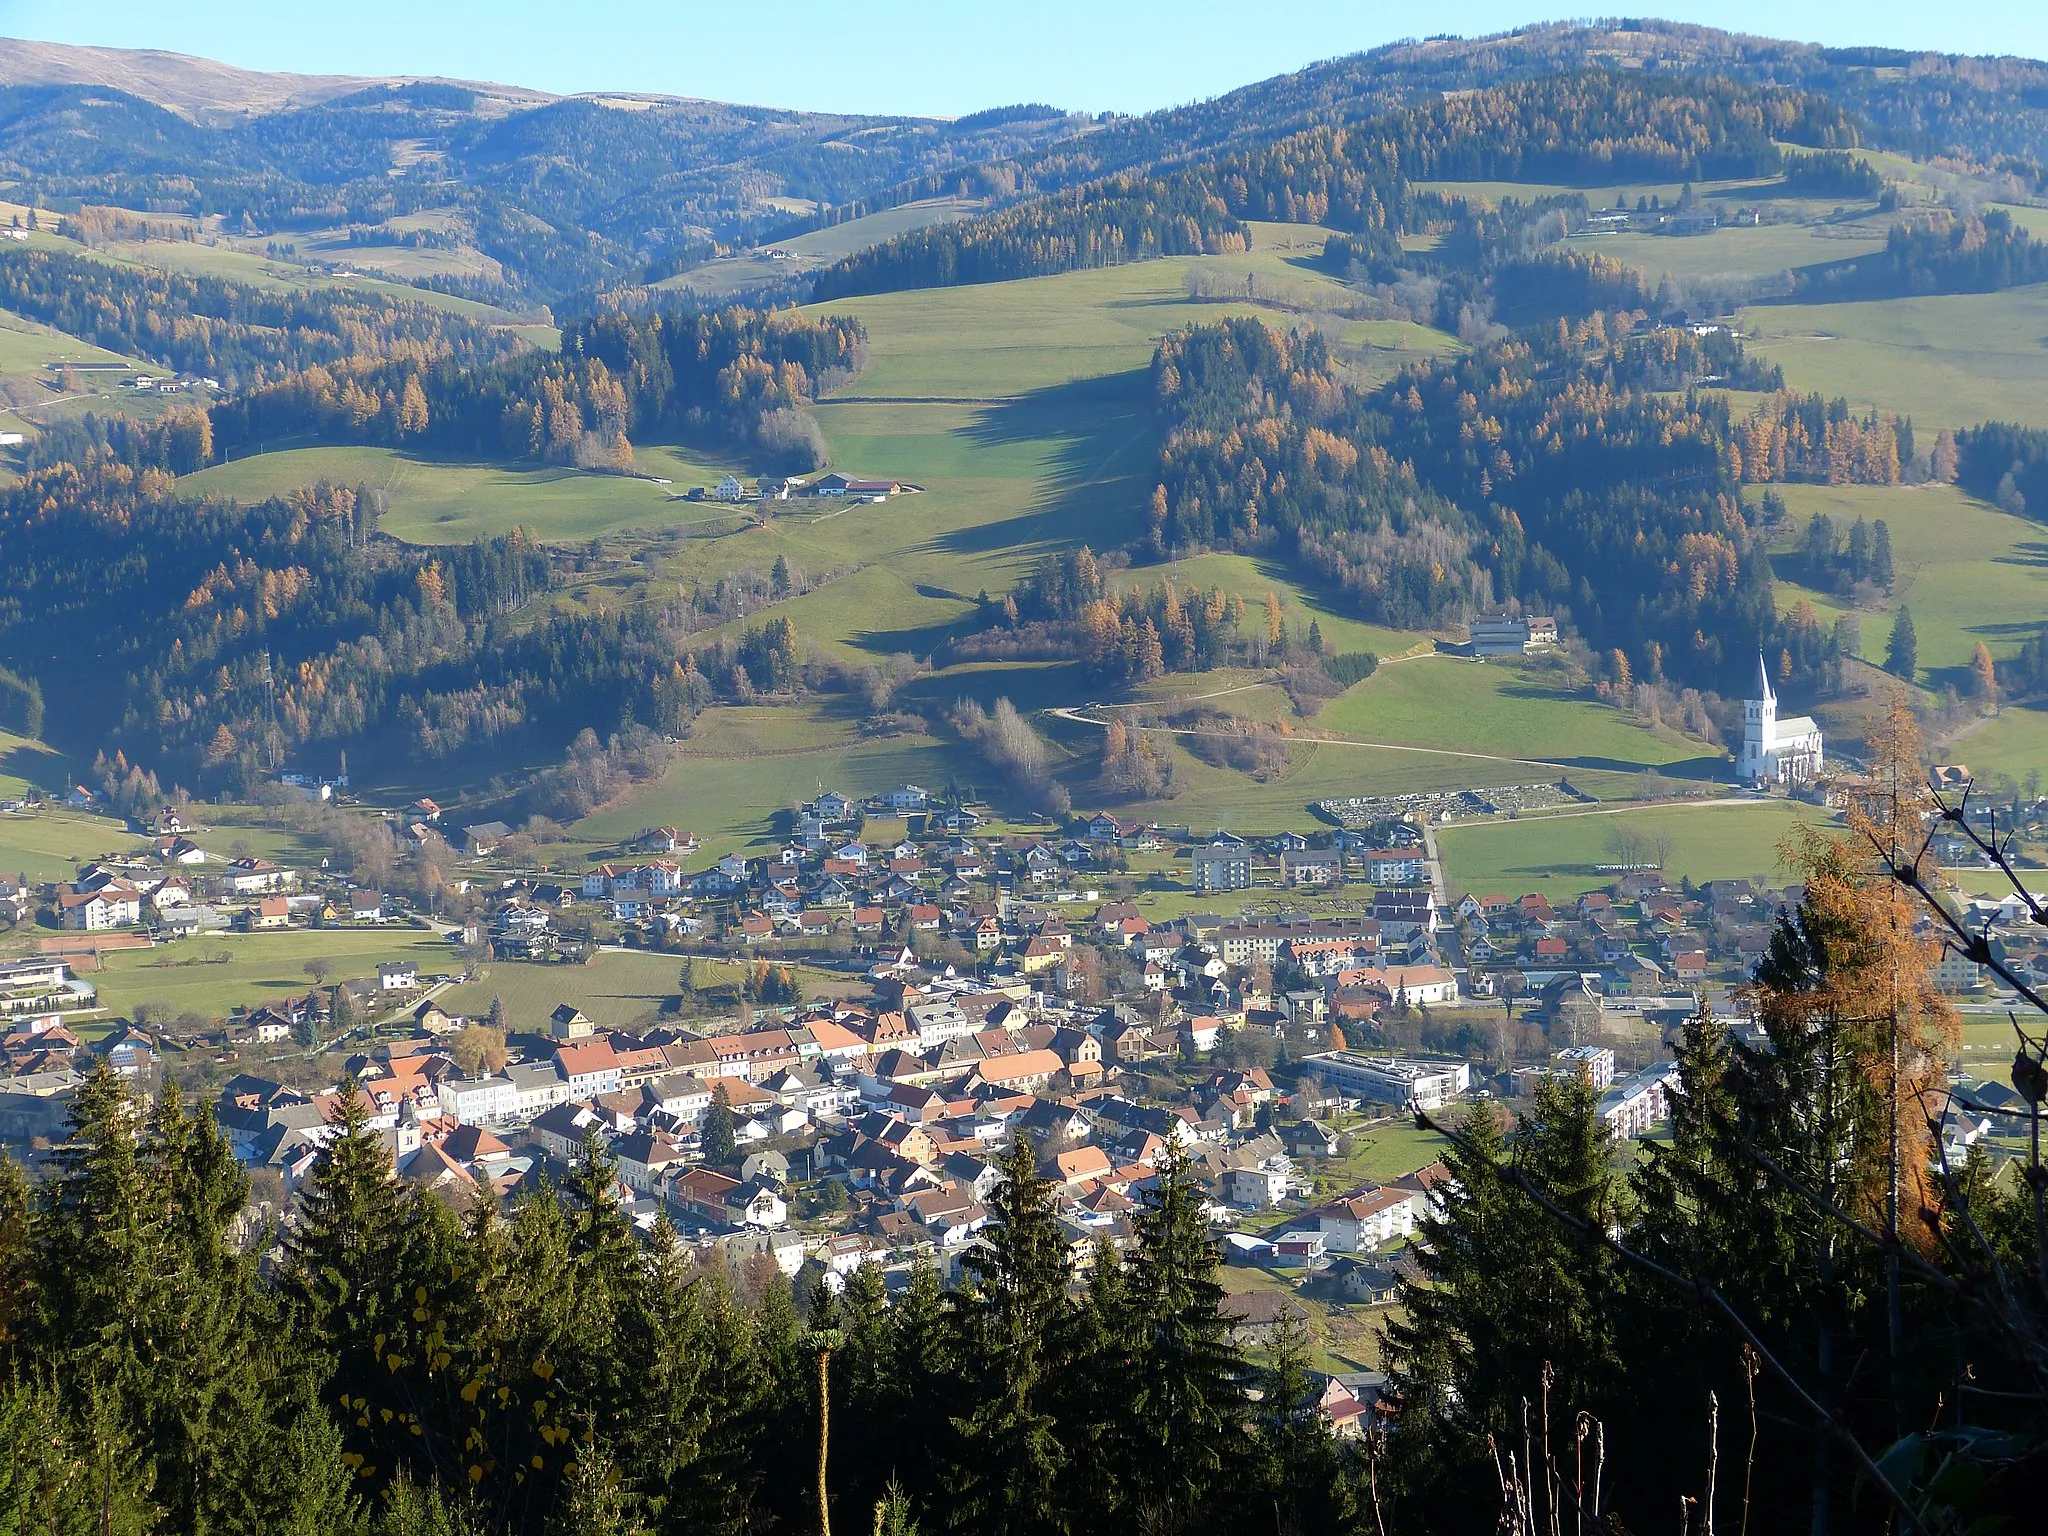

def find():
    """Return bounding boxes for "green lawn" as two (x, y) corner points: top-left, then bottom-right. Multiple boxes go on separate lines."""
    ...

(438, 948), (860, 1035)
(1757, 483), (2048, 684)
(1946, 704), (2048, 784)
(803, 246), (1451, 400)
(1436, 799), (1831, 898)
(0, 810), (142, 884)
(1314, 655), (1717, 775)
(0, 728), (69, 804)
(1573, 218), (1890, 286)
(91, 927), (458, 1021)
(576, 704), (967, 859)
(1741, 286), (2048, 433)
(184, 444), (750, 544)
(0, 307), (141, 379)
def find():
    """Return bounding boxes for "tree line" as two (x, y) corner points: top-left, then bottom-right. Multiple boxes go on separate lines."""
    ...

(0, 1070), (1363, 1535)
(808, 70), (1857, 299)
(206, 303), (866, 475)
(0, 246), (517, 388)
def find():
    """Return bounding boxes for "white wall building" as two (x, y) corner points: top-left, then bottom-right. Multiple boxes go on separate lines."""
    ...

(1737, 655), (1823, 786)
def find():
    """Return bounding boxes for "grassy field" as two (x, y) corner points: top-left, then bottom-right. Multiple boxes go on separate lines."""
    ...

(1740, 287), (2048, 433)
(1756, 483), (2048, 684)
(577, 704), (965, 859)
(438, 948), (864, 1034)
(0, 307), (141, 381)
(1573, 218), (1890, 284)
(805, 243), (1451, 400)
(184, 444), (750, 543)
(90, 927), (458, 1020)
(0, 729), (67, 804)
(0, 810), (143, 884)
(1436, 798), (1831, 898)
(1945, 704), (2048, 784)
(662, 199), (988, 297)
(1315, 655), (1718, 776)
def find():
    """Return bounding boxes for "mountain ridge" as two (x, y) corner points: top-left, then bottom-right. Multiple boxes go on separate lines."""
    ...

(0, 36), (556, 121)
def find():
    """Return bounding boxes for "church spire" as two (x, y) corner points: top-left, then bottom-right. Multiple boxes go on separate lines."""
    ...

(1756, 651), (1776, 707)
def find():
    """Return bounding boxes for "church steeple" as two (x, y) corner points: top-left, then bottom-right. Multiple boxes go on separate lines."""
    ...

(1756, 651), (1776, 708)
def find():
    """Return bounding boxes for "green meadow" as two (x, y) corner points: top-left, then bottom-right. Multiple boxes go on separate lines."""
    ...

(438, 948), (864, 1032)
(1573, 219), (1890, 284)
(1436, 798), (1830, 899)
(1947, 704), (2048, 784)
(0, 307), (141, 381)
(0, 810), (142, 884)
(1740, 286), (2048, 433)
(1756, 483), (2048, 682)
(1314, 655), (1716, 775)
(90, 927), (458, 1020)
(184, 444), (751, 543)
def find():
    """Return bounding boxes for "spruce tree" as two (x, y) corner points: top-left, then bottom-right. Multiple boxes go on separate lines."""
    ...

(1251, 1317), (1357, 1536)
(616, 1221), (711, 1529)
(946, 1135), (1071, 1536)
(700, 1087), (738, 1168)
(1884, 604), (1918, 681)
(1120, 1145), (1247, 1533)
(283, 1081), (406, 1335)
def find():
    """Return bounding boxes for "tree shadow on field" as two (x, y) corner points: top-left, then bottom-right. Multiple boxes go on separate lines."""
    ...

(1993, 539), (2048, 571)
(923, 370), (1156, 563)
(0, 739), (67, 793)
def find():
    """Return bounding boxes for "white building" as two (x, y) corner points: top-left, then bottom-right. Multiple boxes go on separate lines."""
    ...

(437, 1074), (518, 1125)
(1303, 1052), (1471, 1111)
(1737, 655), (1823, 787)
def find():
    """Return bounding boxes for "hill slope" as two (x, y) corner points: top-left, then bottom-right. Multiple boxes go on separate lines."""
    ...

(0, 36), (550, 119)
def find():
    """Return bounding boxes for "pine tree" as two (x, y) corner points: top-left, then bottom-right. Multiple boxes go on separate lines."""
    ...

(555, 1438), (647, 1536)
(372, 1473), (484, 1536)
(1381, 1086), (1620, 1526)
(1251, 1317), (1357, 1536)
(1119, 1145), (1247, 1533)
(283, 1081), (406, 1333)
(700, 1087), (738, 1168)
(1872, 518), (1896, 589)
(616, 1221), (712, 1528)
(946, 1135), (1071, 1536)
(1884, 604), (1918, 681)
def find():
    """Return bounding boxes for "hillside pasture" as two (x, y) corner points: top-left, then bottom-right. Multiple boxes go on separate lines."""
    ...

(1570, 218), (1889, 285)
(183, 444), (751, 543)
(0, 809), (141, 884)
(1436, 798), (1830, 898)
(1944, 703), (2048, 785)
(439, 949), (864, 1035)
(1741, 287), (2048, 433)
(1757, 483), (2048, 682)
(1314, 655), (1718, 777)
(90, 927), (458, 1021)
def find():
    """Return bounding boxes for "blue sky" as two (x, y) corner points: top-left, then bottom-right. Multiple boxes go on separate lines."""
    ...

(4, 2), (2046, 117)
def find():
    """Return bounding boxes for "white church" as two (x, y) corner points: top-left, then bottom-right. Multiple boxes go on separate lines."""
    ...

(1737, 654), (1824, 787)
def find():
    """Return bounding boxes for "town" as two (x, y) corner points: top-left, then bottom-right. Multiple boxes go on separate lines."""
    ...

(6, 731), (2040, 1434)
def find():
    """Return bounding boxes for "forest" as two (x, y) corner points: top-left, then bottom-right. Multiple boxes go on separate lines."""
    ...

(810, 72), (1855, 298)
(1136, 313), (1853, 696)
(0, 1070), (1361, 1536)
(0, 82), (1089, 297)
(0, 246), (518, 386)
(210, 304), (868, 472)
